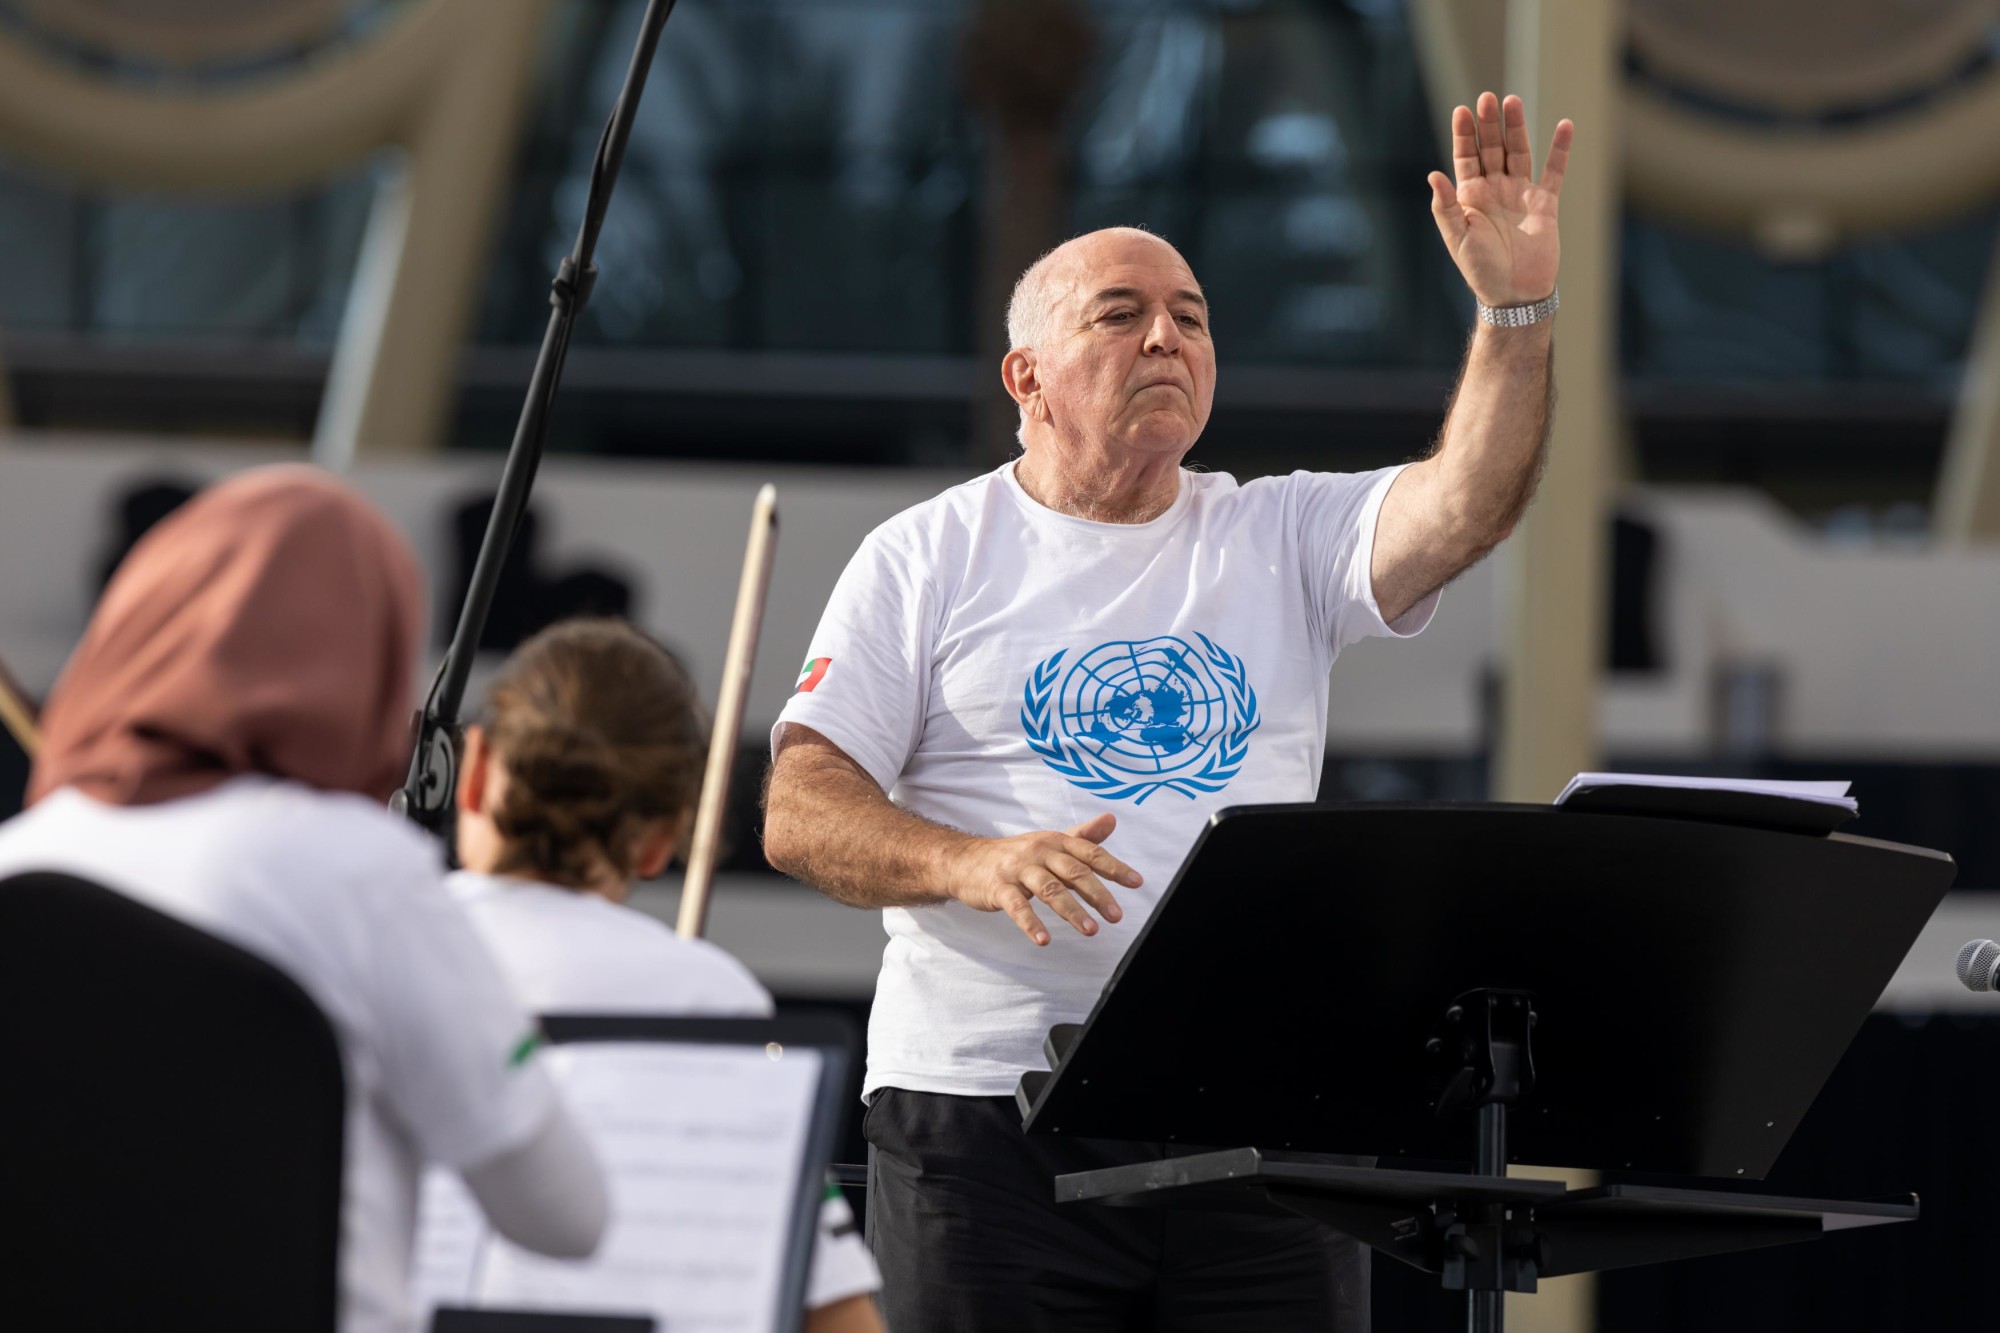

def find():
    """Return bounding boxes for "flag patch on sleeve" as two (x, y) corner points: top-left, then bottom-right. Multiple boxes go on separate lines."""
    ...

(796, 657), (832, 693)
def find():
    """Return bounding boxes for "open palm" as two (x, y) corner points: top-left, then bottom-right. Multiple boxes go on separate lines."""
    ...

(1428, 92), (1573, 310)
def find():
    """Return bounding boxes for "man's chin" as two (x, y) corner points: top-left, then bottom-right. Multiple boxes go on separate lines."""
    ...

(1116, 418), (1202, 457)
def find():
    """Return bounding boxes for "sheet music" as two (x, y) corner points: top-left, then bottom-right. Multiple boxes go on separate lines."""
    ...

(1555, 771), (1856, 811)
(415, 1041), (824, 1332)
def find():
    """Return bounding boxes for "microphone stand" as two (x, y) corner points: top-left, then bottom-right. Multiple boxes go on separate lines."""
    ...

(393, 0), (681, 833)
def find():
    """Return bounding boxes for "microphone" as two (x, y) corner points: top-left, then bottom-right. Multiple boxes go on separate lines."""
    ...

(1955, 939), (2000, 992)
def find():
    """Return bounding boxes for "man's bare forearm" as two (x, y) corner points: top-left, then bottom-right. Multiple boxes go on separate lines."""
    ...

(766, 724), (1139, 942)
(1372, 321), (1555, 619)
(763, 727), (969, 909)
(1430, 321), (1556, 546)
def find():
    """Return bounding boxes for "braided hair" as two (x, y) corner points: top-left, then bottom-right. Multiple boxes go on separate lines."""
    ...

(480, 618), (708, 890)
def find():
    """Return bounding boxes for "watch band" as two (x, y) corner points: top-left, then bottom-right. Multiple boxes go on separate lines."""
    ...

(1476, 287), (1560, 328)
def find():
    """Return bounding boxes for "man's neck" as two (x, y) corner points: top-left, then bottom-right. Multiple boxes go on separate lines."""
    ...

(1013, 447), (1183, 525)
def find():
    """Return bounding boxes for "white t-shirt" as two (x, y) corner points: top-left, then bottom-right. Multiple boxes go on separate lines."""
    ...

(439, 871), (882, 1310)
(773, 461), (1436, 1098)
(0, 778), (560, 1333)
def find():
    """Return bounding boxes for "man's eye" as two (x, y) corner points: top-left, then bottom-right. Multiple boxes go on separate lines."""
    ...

(1177, 314), (1204, 329)
(1103, 310), (1137, 323)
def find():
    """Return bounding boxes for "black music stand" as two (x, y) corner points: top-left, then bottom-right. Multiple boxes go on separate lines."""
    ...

(1014, 803), (1955, 1331)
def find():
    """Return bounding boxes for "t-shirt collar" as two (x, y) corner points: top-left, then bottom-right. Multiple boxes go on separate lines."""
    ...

(1000, 458), (1192, 534)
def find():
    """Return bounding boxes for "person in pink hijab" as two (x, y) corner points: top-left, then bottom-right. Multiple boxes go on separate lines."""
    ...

(29, 464), (423, 807)
(0, 466), (607, 1333)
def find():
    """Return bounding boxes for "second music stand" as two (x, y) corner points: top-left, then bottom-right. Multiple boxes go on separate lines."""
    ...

(1016, 803), (1955, 1331)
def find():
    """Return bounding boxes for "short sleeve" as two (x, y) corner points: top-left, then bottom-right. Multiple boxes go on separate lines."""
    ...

(805, 1185), (881, 1309)
(367, 867), (560, 1169)
(771, 525), (935, 792)
(1293, 464), (1440, 653)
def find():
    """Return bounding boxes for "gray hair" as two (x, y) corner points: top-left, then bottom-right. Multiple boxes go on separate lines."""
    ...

(1006, 245), (1068, 354)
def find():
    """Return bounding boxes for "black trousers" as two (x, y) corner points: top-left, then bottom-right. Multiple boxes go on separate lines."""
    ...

(863, 1088), (1369, 1333)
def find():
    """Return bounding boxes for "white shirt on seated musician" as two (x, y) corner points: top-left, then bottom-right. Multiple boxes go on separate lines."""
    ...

(419, 617), (884, 1333)
(763, 91), (1573, 1333)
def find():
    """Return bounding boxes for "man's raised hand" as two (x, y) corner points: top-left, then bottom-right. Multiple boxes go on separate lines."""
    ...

(1427, 91), (1573, 309)
(944, 812), (1141, 947)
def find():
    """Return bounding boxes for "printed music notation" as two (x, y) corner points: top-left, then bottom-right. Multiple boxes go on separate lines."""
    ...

(415, 1042), (824, 1333)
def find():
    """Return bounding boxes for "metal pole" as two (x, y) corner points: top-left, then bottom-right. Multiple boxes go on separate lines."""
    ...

(1477, 1101), (1507, 1175)
(1472, 1101), (1507, 1333)
(392, 0), (681, 832)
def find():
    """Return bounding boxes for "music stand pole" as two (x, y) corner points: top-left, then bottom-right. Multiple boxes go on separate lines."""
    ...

(393, 0), (682, 833)
(1473, 1100), (1506, 1333)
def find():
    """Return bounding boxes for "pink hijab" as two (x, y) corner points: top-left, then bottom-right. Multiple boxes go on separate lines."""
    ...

(29, 466), (425, 807)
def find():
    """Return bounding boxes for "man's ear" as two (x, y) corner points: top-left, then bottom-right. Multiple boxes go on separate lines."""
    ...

(457, 724), (490, 815)
(1001, 348), (1041, 418)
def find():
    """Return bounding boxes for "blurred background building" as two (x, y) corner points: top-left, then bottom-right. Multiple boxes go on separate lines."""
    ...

(3, 2), (1999, 1329)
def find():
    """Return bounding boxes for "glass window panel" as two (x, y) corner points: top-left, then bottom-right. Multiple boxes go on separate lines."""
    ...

(489, 0), (1455, 364)
(0, 167), (82, 331)
(1622, 208), (1999, 387)
(2, 0), (1986, 391)
(0, 162), (374, 344)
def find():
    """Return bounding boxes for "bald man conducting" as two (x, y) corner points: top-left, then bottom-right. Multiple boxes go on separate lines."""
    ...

(765, 93), (1574, 1331)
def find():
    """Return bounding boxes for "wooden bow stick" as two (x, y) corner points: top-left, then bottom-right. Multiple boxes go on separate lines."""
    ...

(0, 650), (40, 758)
(677, 485), (778, 940)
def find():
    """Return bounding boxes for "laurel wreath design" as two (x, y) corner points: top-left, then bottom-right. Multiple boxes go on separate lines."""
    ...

(1019, 633), (1261, 805)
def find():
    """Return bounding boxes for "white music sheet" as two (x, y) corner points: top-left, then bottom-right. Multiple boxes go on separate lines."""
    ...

(1555, 771), (1856, 812)
(415, 1040), (824, 1333)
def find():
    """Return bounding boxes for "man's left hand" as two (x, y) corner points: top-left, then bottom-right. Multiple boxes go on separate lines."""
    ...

(1427, 91), (1572, 309)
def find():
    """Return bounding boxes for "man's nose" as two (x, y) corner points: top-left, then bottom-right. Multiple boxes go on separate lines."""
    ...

(1143, 311), (1182, 355)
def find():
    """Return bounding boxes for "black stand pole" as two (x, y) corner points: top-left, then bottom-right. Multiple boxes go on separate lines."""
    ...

(1471, 1100), (1507, 1333)
(392, 0), (682, 833)
(1430, 989), (1536, 1333)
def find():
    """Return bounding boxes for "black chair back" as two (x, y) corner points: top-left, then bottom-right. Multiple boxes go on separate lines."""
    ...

(0, 871), (345, 1330)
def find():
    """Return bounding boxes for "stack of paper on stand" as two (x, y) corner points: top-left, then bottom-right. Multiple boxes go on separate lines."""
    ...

(415, 1040), (825, 1333)
(1554, 772), (1858, 836)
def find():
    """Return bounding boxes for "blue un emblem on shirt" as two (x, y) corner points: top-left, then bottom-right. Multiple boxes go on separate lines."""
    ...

(1021, 633), (1261, 804)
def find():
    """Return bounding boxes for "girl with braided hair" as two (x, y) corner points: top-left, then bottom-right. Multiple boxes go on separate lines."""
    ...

(439, 617), (884, 1333)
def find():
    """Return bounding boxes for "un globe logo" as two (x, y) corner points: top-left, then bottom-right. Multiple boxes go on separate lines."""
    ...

(1065, 639), (1223, 768)
(1021, 633), (1261, 804)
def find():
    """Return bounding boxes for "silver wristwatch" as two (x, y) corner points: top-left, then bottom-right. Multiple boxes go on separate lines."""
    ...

(1476, 287), (1560, 328)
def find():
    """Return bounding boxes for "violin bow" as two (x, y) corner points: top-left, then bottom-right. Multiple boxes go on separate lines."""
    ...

(677, 484), (778, 940)
(0, 649), (40, 759)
